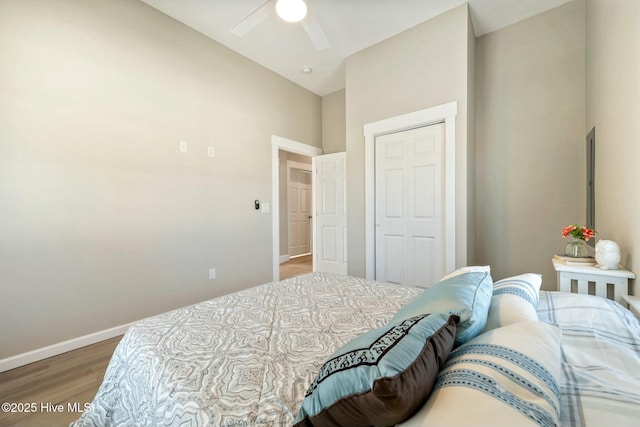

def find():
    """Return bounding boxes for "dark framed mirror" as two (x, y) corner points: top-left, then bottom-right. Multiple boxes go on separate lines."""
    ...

(586, 127), (595, 246)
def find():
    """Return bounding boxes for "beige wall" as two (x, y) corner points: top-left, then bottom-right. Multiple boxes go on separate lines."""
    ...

(0, 0), (321, 359)
(345, 4), (473, 278)
(322, 89), (346, 153)
(586, 0), (640, 295)
(475, 0), (586, 288)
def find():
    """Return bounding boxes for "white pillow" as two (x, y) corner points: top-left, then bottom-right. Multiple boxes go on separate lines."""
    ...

(484, 273), (542, 332)
(442, 265), (491, 280)
(399, 321), (562, 427)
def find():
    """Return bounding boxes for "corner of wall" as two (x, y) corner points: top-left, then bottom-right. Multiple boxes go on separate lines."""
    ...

(467, 4), (477, 265)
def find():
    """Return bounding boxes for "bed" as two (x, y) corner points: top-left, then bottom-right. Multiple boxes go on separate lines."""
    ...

(70, 271), (640, 427)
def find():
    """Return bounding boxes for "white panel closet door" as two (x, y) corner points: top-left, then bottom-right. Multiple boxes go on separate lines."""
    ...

(288, 168), (312, 257)
(313, 152), (347, 275)
(375, 123), (445, 287)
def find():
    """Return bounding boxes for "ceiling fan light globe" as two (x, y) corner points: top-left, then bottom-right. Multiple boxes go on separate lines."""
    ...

(276, 0), (307, 23)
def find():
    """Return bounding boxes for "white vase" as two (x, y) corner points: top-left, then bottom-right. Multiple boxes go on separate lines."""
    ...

(595, 240), (621, 270)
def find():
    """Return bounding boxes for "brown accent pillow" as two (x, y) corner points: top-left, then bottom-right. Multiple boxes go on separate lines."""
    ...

(293, 313), (457, 427)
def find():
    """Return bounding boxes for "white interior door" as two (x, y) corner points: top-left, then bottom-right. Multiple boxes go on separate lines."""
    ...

(288, 166), (312, 257)
(375, 123), (445, 287)
(313, 152), (347, 275)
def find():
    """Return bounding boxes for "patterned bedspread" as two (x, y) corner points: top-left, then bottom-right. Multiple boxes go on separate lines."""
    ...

(537, 291), (640, 427)
(70, 273), (422, 427)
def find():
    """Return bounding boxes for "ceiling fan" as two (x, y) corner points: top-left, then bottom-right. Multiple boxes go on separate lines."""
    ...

(230, 0), (330, 50)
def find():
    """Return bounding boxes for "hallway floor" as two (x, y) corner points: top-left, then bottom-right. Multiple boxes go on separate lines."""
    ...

(279, 254), (312, 280)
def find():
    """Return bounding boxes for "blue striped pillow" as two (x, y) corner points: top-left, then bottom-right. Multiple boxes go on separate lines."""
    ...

(398, 321), (562, 427)
(484, 273), (542, 331)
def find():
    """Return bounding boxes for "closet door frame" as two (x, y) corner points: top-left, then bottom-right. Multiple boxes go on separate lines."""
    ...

(363, 101), (457, 281)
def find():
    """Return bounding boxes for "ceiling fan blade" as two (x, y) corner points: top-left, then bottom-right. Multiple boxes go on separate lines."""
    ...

(231, 0), (274, 37)
(301, 10), (330, 50)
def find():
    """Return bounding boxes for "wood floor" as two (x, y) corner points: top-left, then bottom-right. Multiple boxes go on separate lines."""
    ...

(279, 254), (312, 280)
(0, 257), (311, 427)
(0, 336), (122, 427)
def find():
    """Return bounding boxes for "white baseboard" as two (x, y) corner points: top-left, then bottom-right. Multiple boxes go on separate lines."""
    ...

(0, 322), (132, 373)
(280, 254), (290, 264)
(290, 252), (311, 259)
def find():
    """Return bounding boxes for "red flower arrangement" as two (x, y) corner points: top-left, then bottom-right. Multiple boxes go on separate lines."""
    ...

(562, 224), (595, 241)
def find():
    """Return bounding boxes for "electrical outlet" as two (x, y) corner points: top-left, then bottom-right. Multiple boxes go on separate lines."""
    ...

(179, 140), (188, 153)
(208, 146), (215, 157)
(209, 268), (216, 280)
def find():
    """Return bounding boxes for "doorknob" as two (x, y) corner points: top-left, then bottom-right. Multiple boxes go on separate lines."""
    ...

(308, 215), (313, 219)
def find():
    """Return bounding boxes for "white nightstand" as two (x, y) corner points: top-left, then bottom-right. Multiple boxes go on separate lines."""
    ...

(622, 295), (640, 318)
(552, 259), (636, 305)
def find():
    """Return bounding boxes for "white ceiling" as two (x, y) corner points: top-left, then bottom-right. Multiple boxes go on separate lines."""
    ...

(140, 0), (572, 96)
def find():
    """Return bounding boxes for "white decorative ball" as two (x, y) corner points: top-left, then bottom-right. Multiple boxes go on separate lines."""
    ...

(595, 240), (621, 270)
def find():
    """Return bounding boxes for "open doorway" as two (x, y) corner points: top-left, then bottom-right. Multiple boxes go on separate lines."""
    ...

(271, 136), (322, 281)
(279, 152), (313, 279)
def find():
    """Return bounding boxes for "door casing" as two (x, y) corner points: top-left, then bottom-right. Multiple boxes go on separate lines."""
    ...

(272, 136), (322, 281)
(363, 102), (457, 280)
